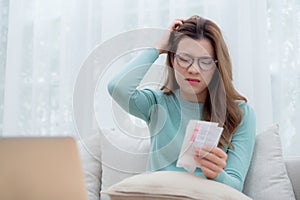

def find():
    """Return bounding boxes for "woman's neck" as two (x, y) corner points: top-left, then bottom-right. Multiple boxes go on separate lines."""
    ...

(179, 89), (207, 103)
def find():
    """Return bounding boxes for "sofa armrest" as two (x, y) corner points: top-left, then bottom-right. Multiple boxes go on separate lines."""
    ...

(285, 156), (300, 200)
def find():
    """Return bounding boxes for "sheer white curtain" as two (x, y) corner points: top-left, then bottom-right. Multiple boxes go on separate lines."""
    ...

(0, 0), (9, 134)
(1, 0), (103, 136)
(0, 0), (298, 155)
(267, 0), (300, 156)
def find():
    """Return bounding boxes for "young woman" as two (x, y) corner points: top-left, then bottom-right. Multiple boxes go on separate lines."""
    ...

(107, 15), (256, 191)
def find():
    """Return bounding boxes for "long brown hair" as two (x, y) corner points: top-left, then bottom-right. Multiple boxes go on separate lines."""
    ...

(161, 15), (247, 149)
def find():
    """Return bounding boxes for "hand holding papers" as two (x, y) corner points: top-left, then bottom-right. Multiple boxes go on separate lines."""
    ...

(176, 120), (223, 173)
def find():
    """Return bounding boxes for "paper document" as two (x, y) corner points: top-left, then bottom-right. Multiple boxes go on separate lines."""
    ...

(176, 120), (223, 173)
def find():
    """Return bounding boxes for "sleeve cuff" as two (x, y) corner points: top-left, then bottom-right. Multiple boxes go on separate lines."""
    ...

(213, 170), (226, 182)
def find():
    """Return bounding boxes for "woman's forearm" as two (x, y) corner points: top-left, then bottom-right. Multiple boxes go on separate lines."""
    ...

(107, 47), (159, 113)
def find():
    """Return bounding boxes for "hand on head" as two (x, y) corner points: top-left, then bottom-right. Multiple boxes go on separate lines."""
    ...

(167, 18), (185, 31)
(155, 18), (185, 54)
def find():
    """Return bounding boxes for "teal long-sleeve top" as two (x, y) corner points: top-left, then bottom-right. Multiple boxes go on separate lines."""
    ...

(107, 47), (256, 191)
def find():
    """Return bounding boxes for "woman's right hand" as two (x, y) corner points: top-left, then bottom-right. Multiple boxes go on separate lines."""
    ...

(155, 18), (185, 54)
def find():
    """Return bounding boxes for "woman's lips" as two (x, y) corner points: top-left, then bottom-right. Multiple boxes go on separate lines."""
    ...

(185, 78), (200, 84)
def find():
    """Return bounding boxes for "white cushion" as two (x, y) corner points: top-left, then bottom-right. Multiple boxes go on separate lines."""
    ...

(103, 171), (252, 200)
(99, 128), (150, 199)
(243, 124), (296, 200)
(78, 134), (102, 200)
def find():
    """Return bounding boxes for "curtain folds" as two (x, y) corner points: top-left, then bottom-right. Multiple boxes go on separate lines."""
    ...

(0, 0), (298, 155)
(267, 0), (300, 156)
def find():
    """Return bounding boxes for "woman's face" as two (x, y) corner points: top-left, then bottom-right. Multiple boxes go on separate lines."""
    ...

(173, 37), (217, 103)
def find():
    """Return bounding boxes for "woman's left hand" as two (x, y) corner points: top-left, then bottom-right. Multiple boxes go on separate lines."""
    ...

(194, 146), (227, 179)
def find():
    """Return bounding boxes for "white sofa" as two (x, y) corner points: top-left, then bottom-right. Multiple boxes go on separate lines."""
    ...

(78, 124), (300, 200)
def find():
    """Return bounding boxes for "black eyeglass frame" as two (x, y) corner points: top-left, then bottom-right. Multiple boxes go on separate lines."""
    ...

(174, 53), (218, 71)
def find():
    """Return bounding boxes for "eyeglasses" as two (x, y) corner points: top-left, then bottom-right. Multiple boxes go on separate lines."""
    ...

(174, 53), (218, 71)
